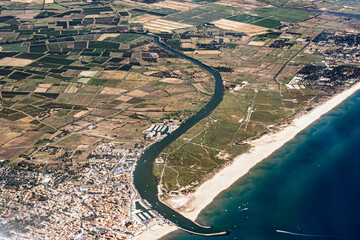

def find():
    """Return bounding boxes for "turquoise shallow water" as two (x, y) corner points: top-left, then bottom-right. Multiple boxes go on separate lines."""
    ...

(164, 89), (360, 240)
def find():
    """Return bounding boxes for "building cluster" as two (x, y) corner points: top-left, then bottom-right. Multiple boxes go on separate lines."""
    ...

(143, 124), (179, 139)
(0, 141), (170, 239)
(90, 143), (129, 158)
(313, 31), (360, 64)
(289, 64), (359, 87)
(288, 31), (360, 88)
(286, 75), (306, 89)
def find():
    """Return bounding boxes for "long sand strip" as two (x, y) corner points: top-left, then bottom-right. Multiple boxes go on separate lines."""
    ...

(138, 82), (360, 239)
(179, 81), (360, 220)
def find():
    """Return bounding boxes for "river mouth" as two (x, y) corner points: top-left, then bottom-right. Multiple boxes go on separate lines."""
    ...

(133, 35), (227, 235)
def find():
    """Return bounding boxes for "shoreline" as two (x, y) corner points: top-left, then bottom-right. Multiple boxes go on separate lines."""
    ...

(139, 81), (360, 240)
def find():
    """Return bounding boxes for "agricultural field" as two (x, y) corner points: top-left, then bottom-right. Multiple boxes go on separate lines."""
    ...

(211, 19), (269, 35)
(0, 25), (214, 172)
(0, 0), (359, 217)
(228, 14), (282, 28)
(164, 5), (233, 26)
(257, 0), (360, 14)
(251, 7), (316, 23)
(144, 19), (193, 33)
(152, 0), (199, 11)
(151, 10), (359, 193)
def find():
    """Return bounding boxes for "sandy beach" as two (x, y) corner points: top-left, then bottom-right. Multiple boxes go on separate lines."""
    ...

(138, 81), (360, 239)
(139, 223), (178, 240)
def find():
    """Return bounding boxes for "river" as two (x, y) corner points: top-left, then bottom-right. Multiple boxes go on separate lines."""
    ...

(133, 35), (227, 235)
(309, 9), (360, 20)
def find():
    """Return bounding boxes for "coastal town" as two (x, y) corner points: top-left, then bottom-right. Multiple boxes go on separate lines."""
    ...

(0, 141), (174, 239)
(0, 0), (359, 238)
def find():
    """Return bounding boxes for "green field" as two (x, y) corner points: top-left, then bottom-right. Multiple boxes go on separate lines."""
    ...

(252, 7), (315, 23)
(112, 34), (145, 44)
(154, 140), (224, 191)
(88, 41), (120, 49)
(88, 78), (108, 86)
(37, 56), (74, 65)
(15, 52), (43, 59)
(165, 6), (232, 26)
(29, 44), (48, 53)
(228, 14), (282, 28)
(1, 43), (28, 52)
(229, 14), (263, 23)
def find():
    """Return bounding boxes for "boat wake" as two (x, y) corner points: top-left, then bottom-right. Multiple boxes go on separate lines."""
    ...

(238, 207), (248, 212)
(276, 230), (351, 239)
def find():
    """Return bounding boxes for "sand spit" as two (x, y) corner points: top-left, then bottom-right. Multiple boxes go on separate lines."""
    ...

(138, 81), (360, 239)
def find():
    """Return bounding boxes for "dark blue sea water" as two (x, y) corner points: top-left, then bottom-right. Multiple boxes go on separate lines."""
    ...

(163, 90), (360, 240)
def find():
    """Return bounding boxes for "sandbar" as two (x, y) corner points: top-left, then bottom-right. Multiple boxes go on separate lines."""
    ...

(138, 82), (360, 239)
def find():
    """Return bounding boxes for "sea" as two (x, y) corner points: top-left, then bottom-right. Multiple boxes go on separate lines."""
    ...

(163, 89), (360, 240)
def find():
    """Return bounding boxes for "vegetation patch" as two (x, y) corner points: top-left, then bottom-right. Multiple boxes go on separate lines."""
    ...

(37, 56), (74, 65)
(29, 44), (48, 53)
(252, 7), (314, 23)
(228, 14), (282, 28)
(15, 53), (43, 60)
(214, 66), (233, 72)
(88, 78), (108, 86)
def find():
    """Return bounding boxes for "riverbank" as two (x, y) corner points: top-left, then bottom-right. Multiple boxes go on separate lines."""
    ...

(139, 81), (360, 239)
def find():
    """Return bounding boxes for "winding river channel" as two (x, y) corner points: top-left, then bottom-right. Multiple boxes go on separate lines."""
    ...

(133, 35), (227, 235)
(0, 31), (227, 235)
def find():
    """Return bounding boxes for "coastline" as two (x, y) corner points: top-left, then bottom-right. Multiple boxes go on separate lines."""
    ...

(138, 81), (360, 240)
(138, 224), (178, 240)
